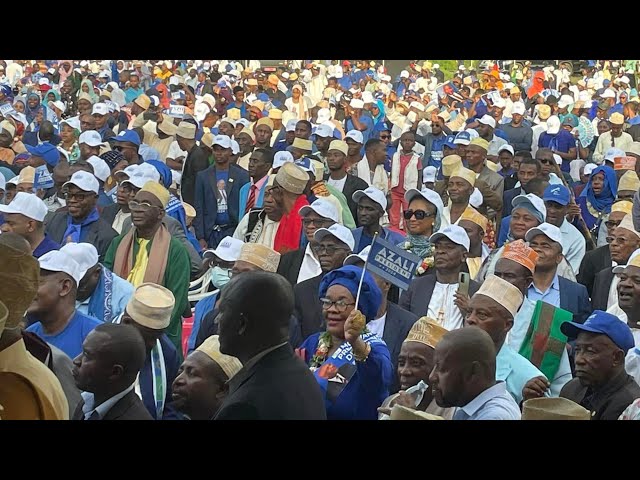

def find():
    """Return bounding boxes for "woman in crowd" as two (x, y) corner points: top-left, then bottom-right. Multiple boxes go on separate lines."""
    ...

(297, 265), (393, 420)
(59, 118), (81, 164)
(576, 165), (617, 242)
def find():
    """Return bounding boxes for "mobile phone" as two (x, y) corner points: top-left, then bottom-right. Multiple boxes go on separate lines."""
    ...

(458, 272), (470, 296)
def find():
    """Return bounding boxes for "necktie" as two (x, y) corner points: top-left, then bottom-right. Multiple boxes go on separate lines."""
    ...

(245, 185), (257, 213)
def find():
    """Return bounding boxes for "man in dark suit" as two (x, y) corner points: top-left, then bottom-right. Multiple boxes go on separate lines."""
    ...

(178, 121), (210, 207)
(294, 224), (354, 340)
(592, 216), (640, 311)
(72, 323), (152, 420)
(45, 171), (117, 262)
(194, 134), (250, 250)
(400, 225), (480, 330)
(215, 271), (326, 420)
(324, 139), (369, 221)
(502, 157), (542, 218)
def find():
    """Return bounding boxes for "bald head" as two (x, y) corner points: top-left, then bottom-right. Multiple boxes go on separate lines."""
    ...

(439, 327), (497, 374)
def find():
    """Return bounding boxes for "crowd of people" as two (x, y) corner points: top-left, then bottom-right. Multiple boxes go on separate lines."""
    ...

(2, 58), (640, 420)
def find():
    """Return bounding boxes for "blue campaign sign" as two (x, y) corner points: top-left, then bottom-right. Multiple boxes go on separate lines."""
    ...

(367, 236), (422, 290)
(34, 165), (54, 190)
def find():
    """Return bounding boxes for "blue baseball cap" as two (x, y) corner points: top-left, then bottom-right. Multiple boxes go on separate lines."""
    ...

(454, 131), (471, 145)
(109, 129), (141, 146)
(26, 142), (60, 167)
(542, 184), (570, 206)
(561, 310), (635, 352)
(444, 134), (457, 149)
(257, 93), (269, 102)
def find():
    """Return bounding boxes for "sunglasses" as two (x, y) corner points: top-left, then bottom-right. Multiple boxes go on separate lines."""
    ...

(403, 209), (434, 220)
(539, 159), (555, 165)
(379, 135), (391, 139)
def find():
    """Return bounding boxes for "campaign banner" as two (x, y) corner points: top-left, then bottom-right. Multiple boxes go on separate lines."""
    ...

(34, 165), (54, 190)
(367, 236), (422, 291)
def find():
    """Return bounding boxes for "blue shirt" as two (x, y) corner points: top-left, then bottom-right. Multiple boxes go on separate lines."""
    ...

(428, 135), (447, 170)
(32, 235), (61, 258)
(77, 269), (134, 322)
(453, 381), (521, 420)
(496, 343), (546, 405)
(346, 114), (374, 147)
(215, 169), (230, 225)
(124, 87), (144, 104)
(527, 274), (561, 308)
(26, 310), (103, 359)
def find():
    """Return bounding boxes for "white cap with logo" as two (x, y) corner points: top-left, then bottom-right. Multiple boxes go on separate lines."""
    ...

(0, 192), (48, 222)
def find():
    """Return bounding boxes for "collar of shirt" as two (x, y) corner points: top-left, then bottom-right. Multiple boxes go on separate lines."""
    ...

(529, 273), (560, 296)
(457, 381), (509, 418)
(240, 342), (288, 375)
(252, 174), (269, 189)
(81, 383), (135, 420)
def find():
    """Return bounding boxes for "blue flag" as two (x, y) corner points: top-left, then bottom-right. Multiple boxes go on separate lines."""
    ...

(367, 236), (421, 291)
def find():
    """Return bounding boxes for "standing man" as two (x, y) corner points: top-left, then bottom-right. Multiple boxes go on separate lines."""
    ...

(178, 121), (210, 207)
(466, 138), (504, 221)
(238, 148), (273, 215)
(498, 103), (532, 153)
(593, 113), (633, 164)
(351, 187), (405, 252)
(475, 114), (508, 162)
(215, 271), (327, 420)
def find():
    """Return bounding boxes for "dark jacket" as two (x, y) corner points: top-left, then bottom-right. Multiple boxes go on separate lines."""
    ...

(324, 173), (369, 223)
(101, 203), (120, 227)
(45, 210), (118, 262)
(350, 227), (406, 252)
(399, 272), (481, 318)
(139, 334), (181, 420)
(72, 390), (153, 420)
(214, 343), (326, 420)
(194, 163), (250, 246)
(294, 274), (324, 340)
(591, 267), (615, 311)
(560, 370), (640, 420)
(277, 248), (306, 286)
(558, 276), (592, 328)
(180, 145), (211, 207)
(502, 186), (523, 218)
(383, 302), (418, 393)
(577, 245), (611, 299)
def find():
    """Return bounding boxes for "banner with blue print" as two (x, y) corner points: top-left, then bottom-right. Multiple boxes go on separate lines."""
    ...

(367, 236), (421, 290)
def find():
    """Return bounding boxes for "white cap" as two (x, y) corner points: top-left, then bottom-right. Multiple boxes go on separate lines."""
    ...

(50, 100), (66, 113)
(61, 116), (81, 131)
(546, 115), (561, 135)
(98, 70), (110, 78)
(400, 70), (409, 79)
(314, 124), (334, 138)
(345, 130), (364, 144)
(38, 250), (84, 286)
(409, 101), (425, 112)
(477, 114), (496, 129)
(423, 166), (437, 183)
(62, 171), (99, 195)
(38, 78), (50, 86)
(584, 163), (597, 176)
(558, 95), (574, 109)
(123, 163), (160, 189)
(469, 187), (483, 208)
(59, 243), (99, 279)
(604, 147), (626, 163)
(498, 144), (515, 156)
(87, 156), (110, 182)
(511, 103), (526, 116)
(613, 248), (640, 274)
(429, 224), (470, 252)
(512, 193), (547, 220)
(352, 186), (387, 211)
(299, 198), (340, 223)
(7, 176), (18, 186)
(285, 119), (297, 132)
(273, 151), (294, 169)
(208, 236), (244, 262)
(92, 103), (109, 116)
(525, 222), (562, 245)
(621, 75), (631, 84)
(350, 98), (365, 109)
(459, 65), (466, 71)
(236, 118), (250, 129)
(114, 164), (138, 180)
(601, 89), (616, 99)
(230, 140), (240, 155)
(492, 97), (506, 109)
(361, 91), (374, 104)
(0, 192), (48, 222)
(344, 245), (371, 266)
(313, 224), (355, 251)
(213, 134), (232, 149)
(316, 108), (332, 124)
(404, 188), (445, 217)
(0, 173), (5, 191)
(79, 130), (102, 147)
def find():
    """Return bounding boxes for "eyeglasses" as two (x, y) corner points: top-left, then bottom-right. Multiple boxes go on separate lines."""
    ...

(316, 244), (349, 255)
(403, 209), (434, 220)
(128, 200), (160, 211)
(379, 135), (391, 139)
(539, 159), (554, 165)
(302, 218), (331, 227)
(605, 220), (621, 229)
(320, 298), (355, 312)
(64, 191), (91, 201)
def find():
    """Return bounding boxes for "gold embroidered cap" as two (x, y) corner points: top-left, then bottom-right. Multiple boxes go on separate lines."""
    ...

(196, 335), (243, 380)
(237, 243), (281, 272)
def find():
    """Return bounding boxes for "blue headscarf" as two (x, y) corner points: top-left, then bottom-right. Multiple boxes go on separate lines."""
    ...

(580, 165), (617, 213)
(372, 99), (386, 124)
(318, 265), (382, 322)
(146, 160), (172, 188)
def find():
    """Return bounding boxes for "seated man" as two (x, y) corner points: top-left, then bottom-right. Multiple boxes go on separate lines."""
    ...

(116, 283), (181, 420)
(26, 250), (102, 359)
(60, 243), (134, 323)
(429, 327), (522, 420)
(72, 323), (152, 420)
(560, 310), (640, 420)
(466, 274), (546, 404)
(172, 335), (242, 420)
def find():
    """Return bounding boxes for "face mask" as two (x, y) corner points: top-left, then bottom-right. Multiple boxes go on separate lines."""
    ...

(211, 266), (231, 289)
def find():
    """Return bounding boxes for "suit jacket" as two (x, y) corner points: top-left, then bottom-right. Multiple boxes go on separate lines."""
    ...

(238, 177), (269, 215)
(399, 273), (481, 318)
(351, 227), (406, 252)
(139, 335), (181, 420)
(294, 274), (324, 340)
(101, 203), (120, 227)
(277, 248), (306, 286)
(577, 245), (611, 299)
(383, 302), (418, 393)
(558, 276), (592, 328)
(214, 343), (326, 420)
(502, 187), (523, 218)
(560, 371), (640, 420)
(194, 163), (250, 245)
(45, 211), (118, 262)
(72, 390), (153, 420)
(478, 165), (504, 221)
(591, 267), (615, 311)
(180, 145), (211, 207)
(324, 173), (369, 223)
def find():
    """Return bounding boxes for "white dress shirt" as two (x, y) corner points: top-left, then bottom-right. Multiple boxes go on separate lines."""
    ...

(427, 282), (464, 331)
(81, 383), (135, 420)
(559, 219), (587, 274)
(367, 312), (387, 339)
(297, 244), (322, 284)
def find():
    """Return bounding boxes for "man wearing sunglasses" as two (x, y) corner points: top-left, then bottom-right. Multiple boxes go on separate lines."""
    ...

(45, 171), (118, 262)
(108, 130), (143, 166)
